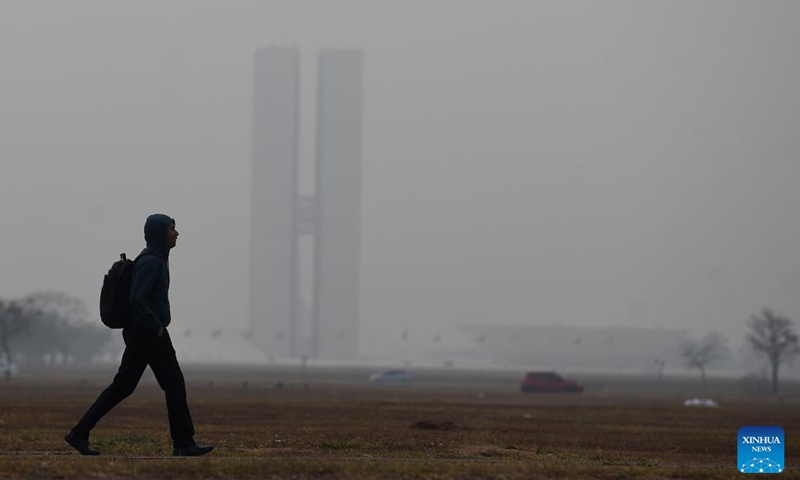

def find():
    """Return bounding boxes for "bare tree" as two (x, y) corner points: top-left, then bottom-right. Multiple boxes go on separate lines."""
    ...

(16, 309), (62, 366)
(747, 308), (799, 395)
(682, 332), (727, 390)
(0, 299), (30, 376)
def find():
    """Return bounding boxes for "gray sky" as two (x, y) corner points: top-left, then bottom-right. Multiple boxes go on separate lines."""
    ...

(1, 1), (799, 358)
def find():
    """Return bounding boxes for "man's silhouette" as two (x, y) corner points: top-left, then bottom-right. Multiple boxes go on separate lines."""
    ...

(66, 214), (213, 456)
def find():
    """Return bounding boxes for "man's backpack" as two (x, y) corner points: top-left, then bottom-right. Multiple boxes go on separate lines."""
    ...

(99, 253), (136, 329)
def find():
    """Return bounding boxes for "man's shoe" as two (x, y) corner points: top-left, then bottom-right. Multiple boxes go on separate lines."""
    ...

(64, 430), (100, 456)
(173, 444), (214, 457)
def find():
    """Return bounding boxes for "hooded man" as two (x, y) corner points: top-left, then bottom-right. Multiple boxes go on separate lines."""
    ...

(65, 214), (213, 457)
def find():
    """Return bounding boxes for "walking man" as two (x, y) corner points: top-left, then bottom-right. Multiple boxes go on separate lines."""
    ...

(65, 214), (213, 456)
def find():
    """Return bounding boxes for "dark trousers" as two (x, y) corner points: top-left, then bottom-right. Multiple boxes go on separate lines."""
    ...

(72, 324), (195, 448)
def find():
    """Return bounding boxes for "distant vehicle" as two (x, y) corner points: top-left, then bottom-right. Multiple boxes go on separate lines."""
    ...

(369, 369), (411, 384)
(0, 362), (18, 378)
(520, 371), (583, 393)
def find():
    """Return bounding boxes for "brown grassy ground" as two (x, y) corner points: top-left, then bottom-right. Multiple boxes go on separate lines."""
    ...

(0, 370), (797, 479)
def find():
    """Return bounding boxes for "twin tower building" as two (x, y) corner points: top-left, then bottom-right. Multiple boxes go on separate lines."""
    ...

(249, 46), (364, 360)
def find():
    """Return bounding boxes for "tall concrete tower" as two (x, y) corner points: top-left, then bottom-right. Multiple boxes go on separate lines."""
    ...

(249, 46), (300, 358)
(313, 49), (364, 359)
(250, 47), (363, 360)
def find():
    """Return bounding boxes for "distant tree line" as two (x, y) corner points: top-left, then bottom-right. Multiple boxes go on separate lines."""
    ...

(0, 291), (116, 369)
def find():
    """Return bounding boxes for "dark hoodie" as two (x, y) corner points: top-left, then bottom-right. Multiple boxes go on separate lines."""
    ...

(129, 214), (174, 335)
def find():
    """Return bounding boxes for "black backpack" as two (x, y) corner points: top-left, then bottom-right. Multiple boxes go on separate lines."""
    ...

(99, 253), (136, 328)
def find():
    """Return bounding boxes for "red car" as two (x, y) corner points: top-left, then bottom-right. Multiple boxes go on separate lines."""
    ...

(520, 371), (583, 393)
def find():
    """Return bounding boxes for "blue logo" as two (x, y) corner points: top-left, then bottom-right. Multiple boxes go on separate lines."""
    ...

(738, 426), (784, 474)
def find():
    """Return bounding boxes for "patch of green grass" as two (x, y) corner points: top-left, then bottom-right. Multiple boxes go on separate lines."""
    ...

(88, 431), (169, 456)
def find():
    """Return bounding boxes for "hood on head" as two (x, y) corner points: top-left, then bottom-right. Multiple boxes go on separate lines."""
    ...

(144, 213), (175, 259)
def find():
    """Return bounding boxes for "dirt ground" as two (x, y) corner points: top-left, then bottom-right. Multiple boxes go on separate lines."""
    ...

(0, 366), (797, 479)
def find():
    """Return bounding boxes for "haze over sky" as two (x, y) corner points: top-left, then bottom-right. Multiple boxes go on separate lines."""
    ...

(1, 1), (799, 359)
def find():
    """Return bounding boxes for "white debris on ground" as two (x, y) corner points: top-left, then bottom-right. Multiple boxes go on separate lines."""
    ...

(683, 398), (719, 407)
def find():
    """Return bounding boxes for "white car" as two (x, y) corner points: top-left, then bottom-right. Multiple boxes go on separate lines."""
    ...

(0, 362), (18, 378)
(369, 369), (411, 384)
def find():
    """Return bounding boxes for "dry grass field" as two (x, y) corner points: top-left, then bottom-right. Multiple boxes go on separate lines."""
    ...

(0, 365), (797, 479)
